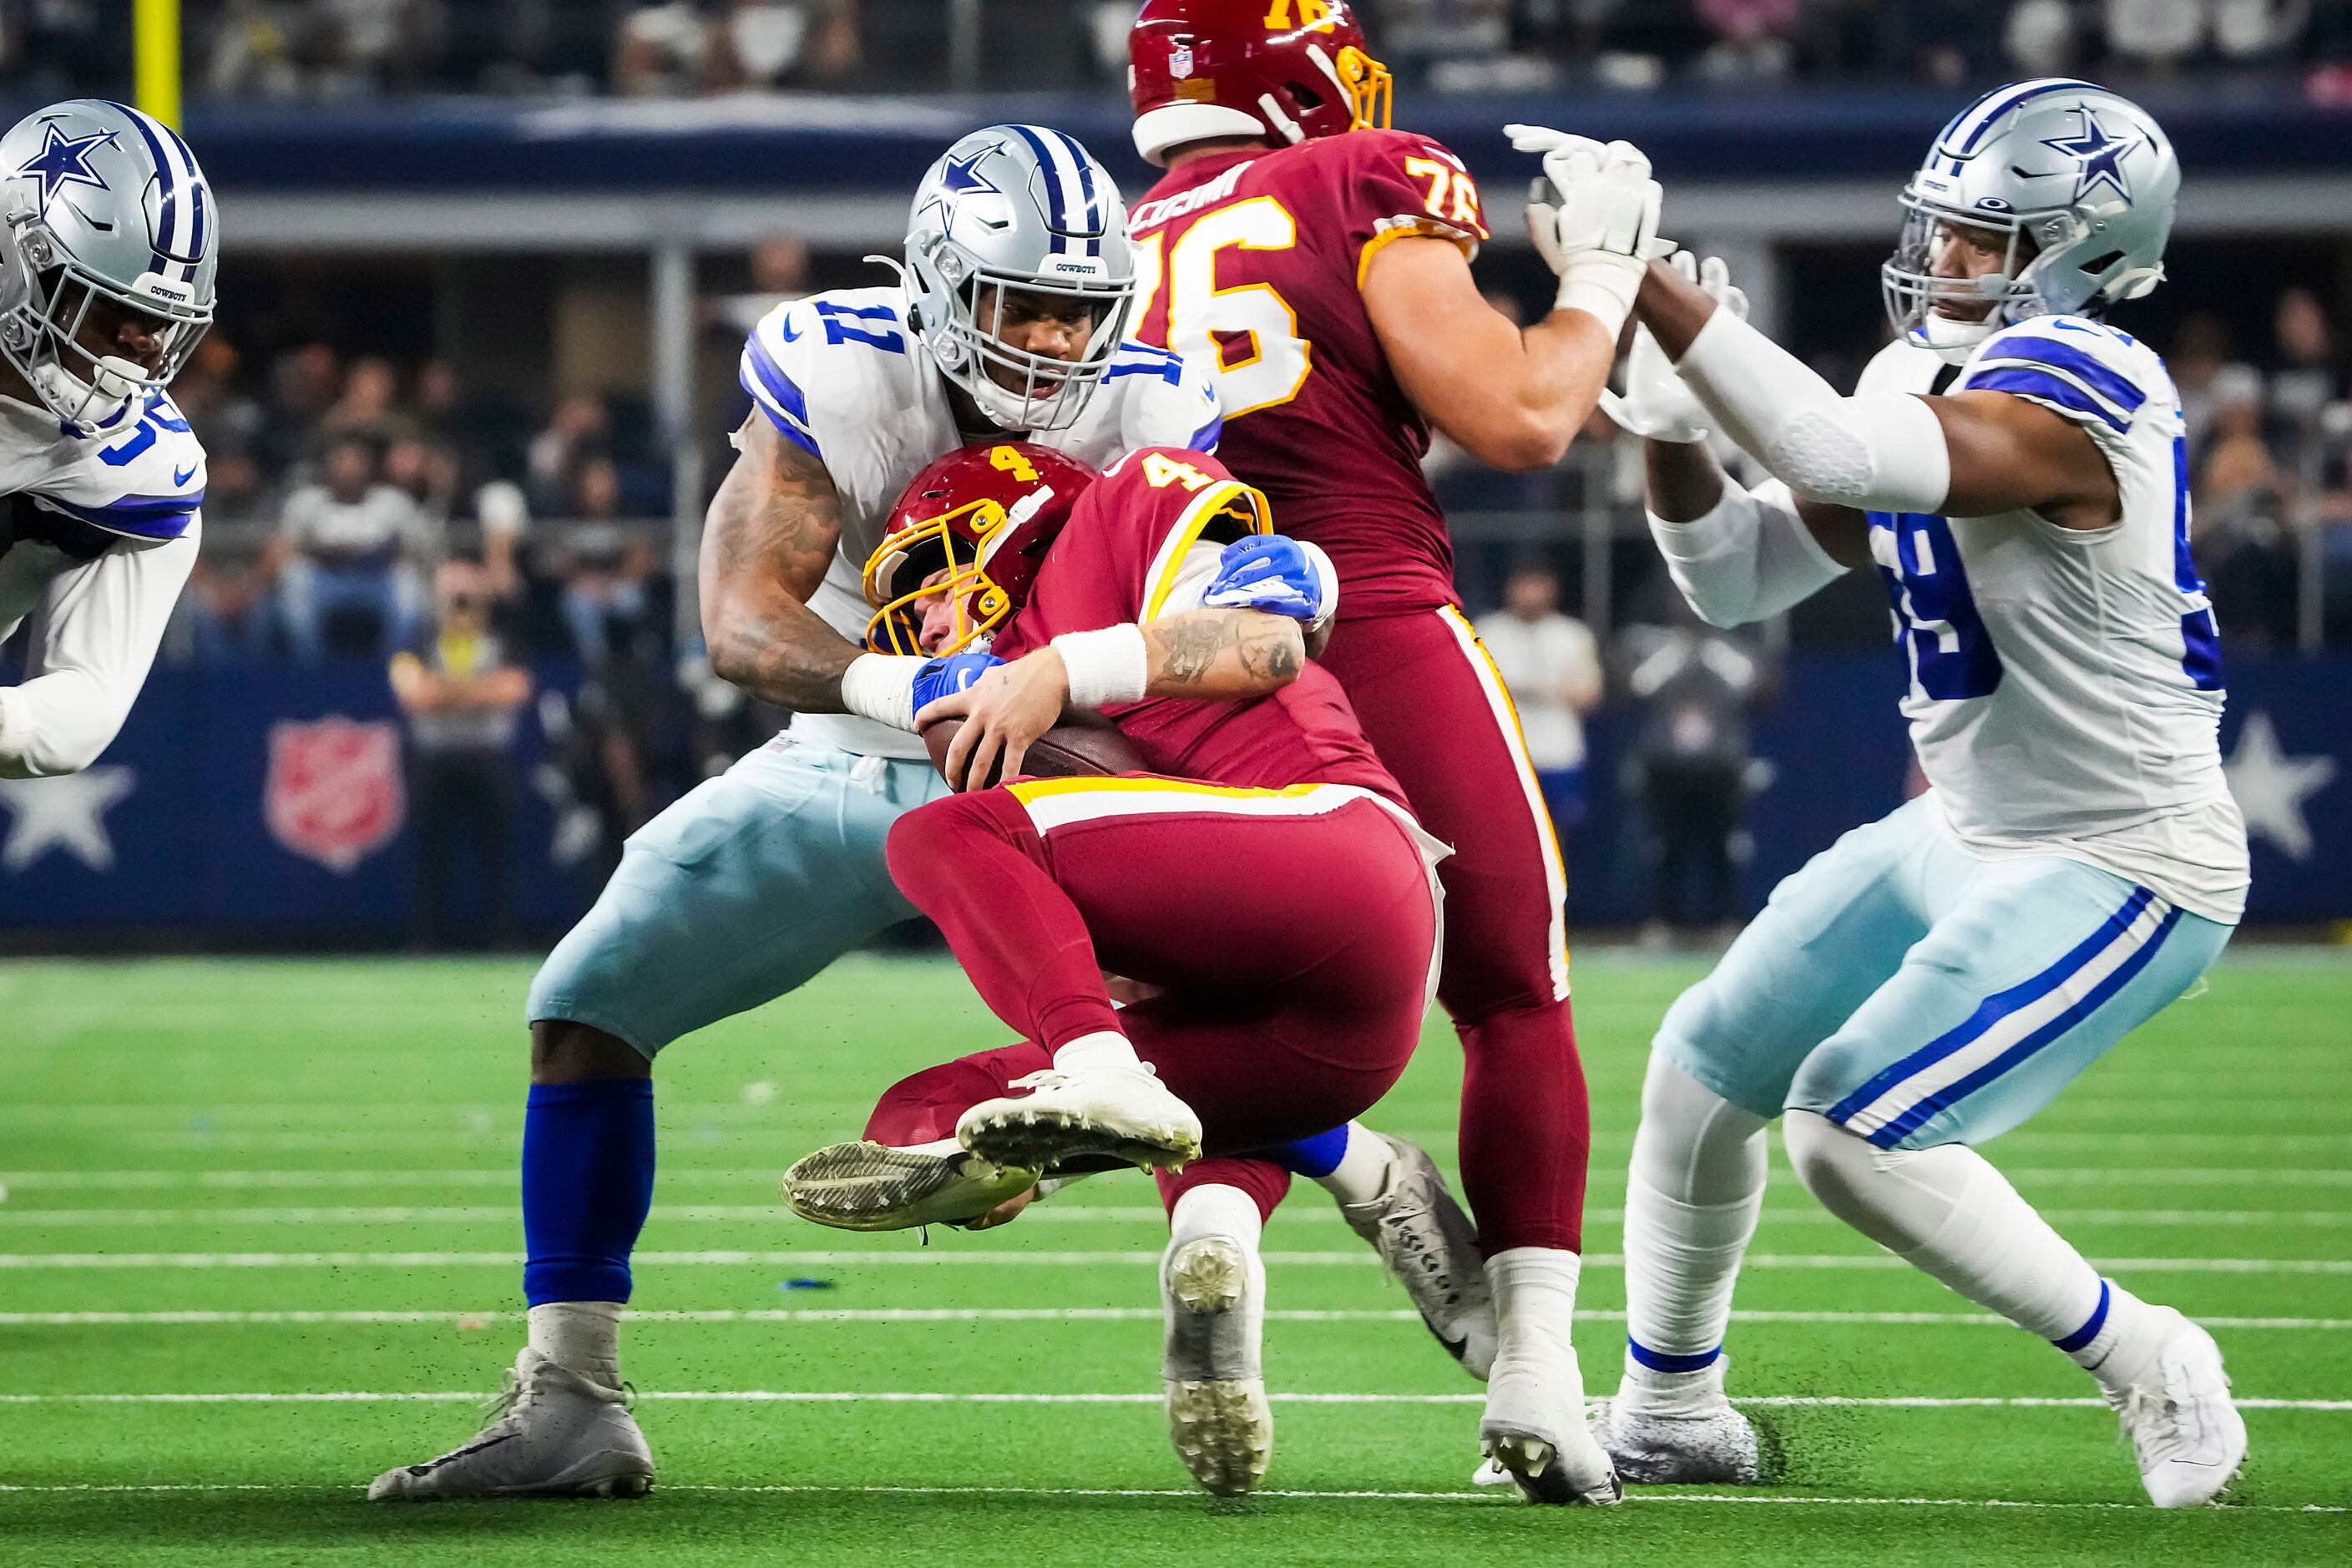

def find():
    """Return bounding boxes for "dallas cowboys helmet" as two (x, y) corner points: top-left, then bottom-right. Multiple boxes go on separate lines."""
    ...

(0, 99), (215, 432)
(1884, 79), (2177, 362)
(897, 125), (1135, 432)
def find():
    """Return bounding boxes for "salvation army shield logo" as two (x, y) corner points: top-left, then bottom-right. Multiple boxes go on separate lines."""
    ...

(264, 716), (405, 873)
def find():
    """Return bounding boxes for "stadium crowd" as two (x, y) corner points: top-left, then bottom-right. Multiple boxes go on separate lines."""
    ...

(8, 1), (2352, 99)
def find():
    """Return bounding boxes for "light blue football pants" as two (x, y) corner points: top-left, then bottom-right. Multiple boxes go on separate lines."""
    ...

(528, 737), (952, 1057)
(1657, 794), (2233, 1150)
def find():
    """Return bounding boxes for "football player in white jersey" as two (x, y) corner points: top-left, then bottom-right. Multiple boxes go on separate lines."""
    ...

(372, 124), (1242, 1502)
(0, 101), (211, 780)
(1583, 81), (2249, 1508)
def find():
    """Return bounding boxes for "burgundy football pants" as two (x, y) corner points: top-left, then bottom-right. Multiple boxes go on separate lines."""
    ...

(872, 779), (1439, 1167)
(1312, 607), (1593, 1254)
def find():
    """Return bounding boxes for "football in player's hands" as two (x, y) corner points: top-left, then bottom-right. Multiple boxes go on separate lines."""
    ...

(919, 711), (1143, 792)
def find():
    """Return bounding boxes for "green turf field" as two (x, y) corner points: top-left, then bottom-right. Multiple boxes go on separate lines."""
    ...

(1, 952), (2346, 1566)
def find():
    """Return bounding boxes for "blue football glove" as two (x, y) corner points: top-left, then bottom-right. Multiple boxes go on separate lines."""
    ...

(913, 651), (1002, 718)
(1201, 535), (1338, 630)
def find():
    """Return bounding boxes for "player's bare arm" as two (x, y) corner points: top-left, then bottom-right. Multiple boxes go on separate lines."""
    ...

(921, 608), (1304, 790)
(698, 412), (862, 710)
(1363, 235), (1613, 473)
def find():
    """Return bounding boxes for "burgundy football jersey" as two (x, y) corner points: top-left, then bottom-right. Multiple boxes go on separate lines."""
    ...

(992, 448), (1404, 805)
(1127, 128), (1489, 620)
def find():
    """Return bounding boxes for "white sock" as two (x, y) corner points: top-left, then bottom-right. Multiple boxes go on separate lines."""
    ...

(1618, 1056), (1768, 1404)
(1053, 1029), (1139, 1073)
(1782, 1111), (2148, 1385)
(1310, 1124), (1397, 1208)
(527, 1300), (624, 1388)
(1166, 1183), (1267, 1378)
(1487, 1245), (1582, 1359)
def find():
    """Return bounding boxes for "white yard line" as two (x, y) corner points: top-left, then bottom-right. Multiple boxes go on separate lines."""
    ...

(3, 1203), (2338, 1228)
(2, 1249), (2345, 1272)
(0, 1479), (2334, 1513)
(8, 1165), (2350, 1190)
(2, 1390), (2345, 1411)
(3, 1307), (2345, 1330)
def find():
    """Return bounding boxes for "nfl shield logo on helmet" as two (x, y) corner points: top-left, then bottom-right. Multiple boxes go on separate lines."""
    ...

(1169, 41), (1194, 78)
(265, 716), (406, 873)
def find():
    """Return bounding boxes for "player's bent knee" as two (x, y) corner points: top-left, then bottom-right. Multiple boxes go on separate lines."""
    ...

(1782, 1110), (1955, 1251)
(885, 792), (1006, 883)
(530, 1019), (653, 1085)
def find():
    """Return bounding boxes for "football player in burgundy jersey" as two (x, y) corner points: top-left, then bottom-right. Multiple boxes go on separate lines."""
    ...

(784, 443), (1448, 1495)
(1113, 0), (1665, 1504)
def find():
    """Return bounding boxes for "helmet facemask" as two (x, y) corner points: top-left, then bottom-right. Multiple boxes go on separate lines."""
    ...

(1329, 43), (1391, 132)
(863, 489), (1054, 655)
(2, 220), (210, 432)
(910, 234), (1134, 434)
(1880, 192), (2070, 361)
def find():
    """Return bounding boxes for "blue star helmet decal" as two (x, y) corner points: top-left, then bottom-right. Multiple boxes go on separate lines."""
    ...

(17, 121), (119, 206)
(2039, 106), (2138, 204)
(918, 141), (1004, 235)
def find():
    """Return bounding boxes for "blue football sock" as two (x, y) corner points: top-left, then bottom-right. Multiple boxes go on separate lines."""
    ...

(1268, 1125), (1350, 1180)
(523, 1079), (655, 1307)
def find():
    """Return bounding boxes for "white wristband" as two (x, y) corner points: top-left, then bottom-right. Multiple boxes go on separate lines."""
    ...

(1556, 250), (1646, 341)
(839, 653), (924, 732)
(1053, 624), (1150, 710)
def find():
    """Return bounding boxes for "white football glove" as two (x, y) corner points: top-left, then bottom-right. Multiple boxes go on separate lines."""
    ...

(1505, 124), (1672, 338)
(1601, 250), (1749, 444)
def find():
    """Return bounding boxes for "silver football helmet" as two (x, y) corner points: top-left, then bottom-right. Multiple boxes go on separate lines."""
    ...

(895, 125), (1135, 432)
(0, 99), (215, 432)
(1883, 79), (2177, 362)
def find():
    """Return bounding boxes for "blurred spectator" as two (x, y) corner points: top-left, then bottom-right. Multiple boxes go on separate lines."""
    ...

(2269, 286), (2345, 432)
(1620, 604), (1771, 944)
(1891, 0), (1999, 82)
(391, 559), (533, 949)
(555, 457), (658, 667)
(269, 434), (437, 663)
(2195, 365), (2301, 645)
(1476, 564), (1603, 835)
(615, 1), (717, 94)
(178, 546), (278, 667)
(2170, 311), (2243, 456)
(257, 341), (341, 477)
(1696, 0), (1801, 81)
(321, 357), (420, 450)
(2106, 0), (2206, 72)
(712, 235), (813, 340)
(529, 395), (614, 515)
(2006, 0), (2081, 74)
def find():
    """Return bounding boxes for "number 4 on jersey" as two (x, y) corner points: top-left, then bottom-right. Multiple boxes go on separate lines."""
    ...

(1141, 453), (1216, 492)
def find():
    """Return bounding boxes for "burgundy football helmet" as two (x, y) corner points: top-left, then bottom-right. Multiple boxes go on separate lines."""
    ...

(1129, 0), (1393, 168)
(862, 441), (1100, 655)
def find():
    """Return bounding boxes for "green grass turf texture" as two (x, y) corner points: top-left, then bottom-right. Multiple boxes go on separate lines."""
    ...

(0, 952), (2346, 1567)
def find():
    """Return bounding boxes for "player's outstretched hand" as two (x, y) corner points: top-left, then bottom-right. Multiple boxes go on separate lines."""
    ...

(1505, 125), (1672, 336)
(917, 648), (1068, 790)
(1202, 535), (1338, 630)
(1602, 250), (1748, 443)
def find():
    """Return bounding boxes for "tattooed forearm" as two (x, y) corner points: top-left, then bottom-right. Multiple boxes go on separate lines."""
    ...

(1143, 609), (1305, 698)
(700, 417), (862, 711)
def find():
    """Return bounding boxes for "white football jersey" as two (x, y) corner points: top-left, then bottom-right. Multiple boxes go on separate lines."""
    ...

(0, 389), (204, 777)
(1856, 316), (2248, 921)
(738, 285), (1222, 758)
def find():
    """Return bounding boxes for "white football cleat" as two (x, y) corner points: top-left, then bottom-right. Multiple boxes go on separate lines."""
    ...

(783, 1141), (1039, 1232)
(1161, 1233), (1272, 1496)
(368, 1348), (654, 1500)
(1592, 1357), (1762, 1484)
(958, 1064), (1203, 1172)
(2105, 1308), (2247, 1507)
(1337, 1134), (1495, 1380)
(1480, 1333), (1620, 1505)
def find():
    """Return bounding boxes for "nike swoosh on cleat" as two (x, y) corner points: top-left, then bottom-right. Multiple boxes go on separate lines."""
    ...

(416, 1432), (518, 1473)
(172, 463), (197, 485)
